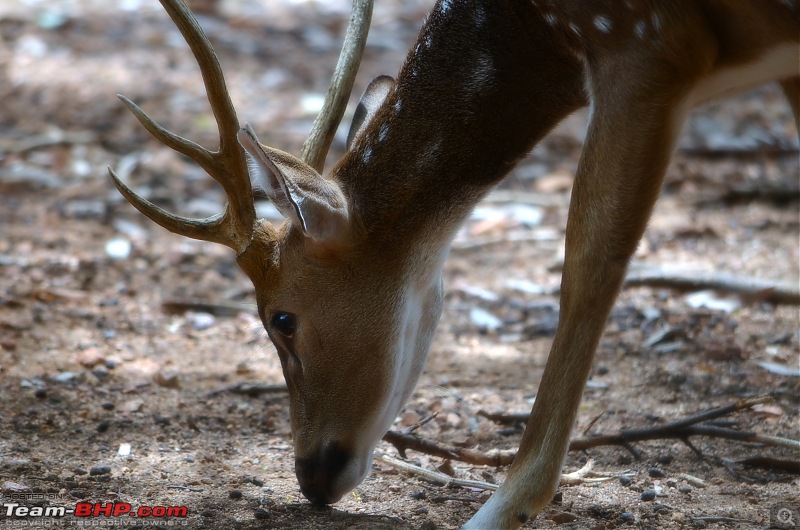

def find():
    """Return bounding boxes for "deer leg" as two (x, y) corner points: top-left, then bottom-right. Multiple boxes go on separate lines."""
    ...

(464, 71), (697, 529)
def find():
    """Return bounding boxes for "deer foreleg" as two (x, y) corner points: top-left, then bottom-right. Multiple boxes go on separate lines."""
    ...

(464, 67), (698, 529)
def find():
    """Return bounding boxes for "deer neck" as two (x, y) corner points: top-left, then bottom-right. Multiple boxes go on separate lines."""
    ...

(332, 0), (586, 254)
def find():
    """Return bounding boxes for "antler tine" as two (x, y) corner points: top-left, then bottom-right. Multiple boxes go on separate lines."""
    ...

(112, 0), (255, 253)
(108, 166), (231, 246)
(300, 0), (375, 174)
(116, 94), (215, 174)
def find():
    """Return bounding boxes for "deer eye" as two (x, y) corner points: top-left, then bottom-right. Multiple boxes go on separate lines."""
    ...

(270, 312), (297, 338)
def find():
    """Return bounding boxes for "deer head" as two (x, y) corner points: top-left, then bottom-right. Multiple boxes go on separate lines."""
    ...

(111, 0), (443, 504)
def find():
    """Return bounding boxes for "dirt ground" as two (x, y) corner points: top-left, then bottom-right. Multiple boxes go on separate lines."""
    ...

(1, 1), (799, 529)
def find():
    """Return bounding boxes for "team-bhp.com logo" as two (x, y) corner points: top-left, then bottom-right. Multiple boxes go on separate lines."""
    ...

(3, 500), (188, 523)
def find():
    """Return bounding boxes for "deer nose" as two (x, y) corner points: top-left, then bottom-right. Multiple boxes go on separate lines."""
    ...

(295, 441), (352, 506)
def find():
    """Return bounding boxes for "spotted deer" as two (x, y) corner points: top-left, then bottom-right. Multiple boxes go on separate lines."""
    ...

(111, 0), (799, 527)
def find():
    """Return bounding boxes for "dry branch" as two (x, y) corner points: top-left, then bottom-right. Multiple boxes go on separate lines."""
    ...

(382, 395), (800, 470)
(624, 267), (800, 305)
(204, 381), (287, 398)
(375, 455), (609, 492)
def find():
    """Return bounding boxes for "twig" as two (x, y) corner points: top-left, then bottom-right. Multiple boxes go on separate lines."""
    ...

(375, 454), (606, 492)
(690, 516), (753, 525)
(680, 146), (800, 159)
(161, 299), (253, 317)
(204, 382), (287, 398)
(1, 129), (97, 153)
(624, 266), (799, 305)
(679, 473), (707, 488)
(402, 413), (439, 435)
(167, 485), (203, 492)
(476, 410), (530, 425)
(736, 456), (800, 474)
(382, 430), (516, 466)
(561, 458), (630, 486)
(451, 232), (561, 252)
(430, 495), (482, 504)
(375, 453), (499, 491)
(482, 190), (567, 208)
(383, 396), (799, 470)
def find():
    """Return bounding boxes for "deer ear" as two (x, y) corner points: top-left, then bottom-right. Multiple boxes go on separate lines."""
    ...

(238, 125), (350, 243)
(346, 75), (395, 150)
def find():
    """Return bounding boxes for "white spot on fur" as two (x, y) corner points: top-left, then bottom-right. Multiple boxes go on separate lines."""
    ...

(420, 135), (443, 168)
(544, 13), (558, 26)
(362, 145), (373, 165)
(439, 0), (453, 15)
(651, 12), (662, 32)
(470, 51), (494, 92)
(569, 22), (581, 36)
(634, 20), (646, 39)
(394, 99), (403, 114)
(594, 15), (612, 33)
(472, 3), (487, 26)
(377, 123), (390, 143)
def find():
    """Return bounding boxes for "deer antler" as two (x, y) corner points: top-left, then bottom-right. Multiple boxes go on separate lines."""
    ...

(301, 0), (374, 173)
(110, 0), (374, 253)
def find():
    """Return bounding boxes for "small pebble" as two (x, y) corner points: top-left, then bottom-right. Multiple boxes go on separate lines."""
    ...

(184, 454), (196, 463)
(228, 490), (243, 500)
(200, 509), (214, 518)
(60, 199), (107, 219)
(96, 421), (110, 433)
(73, 467), (88, 476)
(117, 443), (131, 457)
(620, 512), (635, 523)
(101, 402), (115, 411)
(619, 476), (632, 486)
(640, 489), (657, 502)
(189, 312), (216, 331)
(53, 371), (79, 383)
(77, 348), (106, 368)
(2, 481), (31, 493)
(648, 467), (664, 478)
(410, 489), (427, 500)
(105, 238), (132, 260)
(253, 508), (269, 520)
(8, 458), (31, 470)
(154, 370), (180, 389)
(658, 454), (674, 465)
(679, 485), (692, 494)
(469, 307), (503, 332)
(550, 512), (577, 524)
(251, 478), (264, 487)
(34, 388), (47, 399)
(89, 465), (111, 476)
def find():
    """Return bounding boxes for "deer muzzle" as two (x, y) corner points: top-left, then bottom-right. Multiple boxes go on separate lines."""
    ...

(295, 440), (364, 505)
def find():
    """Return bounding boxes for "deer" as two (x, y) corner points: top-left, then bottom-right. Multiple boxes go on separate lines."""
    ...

(110, 0), (799, 527)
